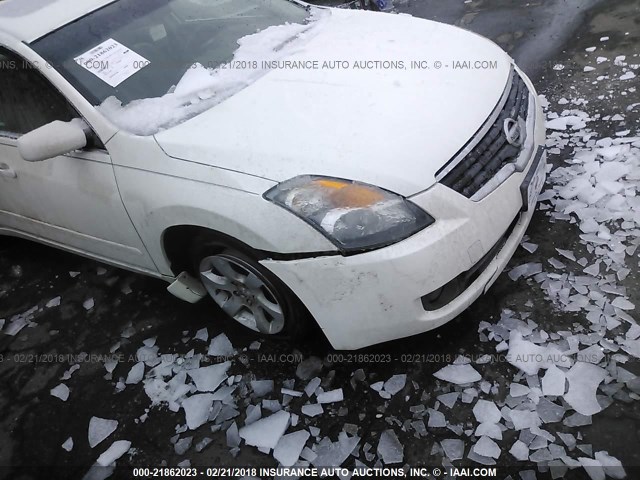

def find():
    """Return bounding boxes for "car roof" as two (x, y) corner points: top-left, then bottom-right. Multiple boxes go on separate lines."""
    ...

(0, 0), (116, 43)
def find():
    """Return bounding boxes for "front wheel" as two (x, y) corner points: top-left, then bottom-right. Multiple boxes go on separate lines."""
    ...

(192, 242), (311, 340)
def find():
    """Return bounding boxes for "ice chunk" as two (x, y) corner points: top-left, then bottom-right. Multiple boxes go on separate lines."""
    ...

(383, 374), (407, 395)
(594, 451), (626, 479)
(301, 403), (324, 417)
(281, 388), (303, 398)
(509, 263), (543, 281)
(509, 409), (541, 430)
(475, 422), (502, 440)
(175, 437), (194, 455)
(578, 457), (605, 480)
(377, 430), (403, 464)
(433, 364), (481, 385)
(317, 388), (343, 404)
(88, 417), (118, 448)
(536, 398), (566, 424)
(125, 362), (145, 385)
(296, 356), (323, 380)
(304, 377), (321, 397)
(312, 432), (360, 468)
(62, 437), (74, 452)
(96, 440), (131, 466)
(542, 365), (566, 396)
(207, 333), (234, 357)
(611, 297), (635, 310)
(187, 362), (230, 392)
(558, 432), (576, 449)
(437, 392), (459, 408)
(182, 394), (215, 430)
(440, 439), (464, 461)
(427, 409), (447, 428)
(473, 400), (501, 424)
(473, 436), (501, 459)
(510, 383), (530, 397)
(251, 379), (274, 397)
(509, 440), (529, 461)
(50, 384), (70, 401)
(226, 422), (241, 448)
(239, 411), (290, 450)
(564, 362), (607, 416)
(194, 328), (208, 342)
(83, 298), (95, 310)
(46, 296), (61, 308)
(273, 430), (310, 467)
(563, 412), (592, 427)
(506, 331), (560, 375)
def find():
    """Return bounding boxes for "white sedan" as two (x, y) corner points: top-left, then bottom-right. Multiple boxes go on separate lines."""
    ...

(0, 0), (546, 350)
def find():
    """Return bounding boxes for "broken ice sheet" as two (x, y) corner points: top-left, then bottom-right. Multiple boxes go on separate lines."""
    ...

(440, 439), (464, 461)
(317, 388), (343, 404)
(125, 362), (145, 385)
(509, 440), (529, 461)
(46, 296), (61, 308)
(194, 327), (208, 342)
(437, 392), (459, 408)
(96, 440), (131, 466)
(383, 374), (406, 396)
(433, 364), (481, 385)
(182, 394), (215, 430)
(594, 451), (626, 479)
(472, 436), (501, 459)
(187, 361), (231, 392)
(207, 333), (234, 357)
(427, 409), (447, 428)
(50, 383), (70, 401)
(564, 362), (607, 416)
(473, 399), (501, 424)
(238, 410), (290, 450)
(273, 430), (310, 467)
(88, 417), (119, 448)
(509, 409), (541, 431)
(541, 365), (567, 396)
(509, 263), (543, 281)
(312, 432), (360, 468)
(61, 437), (74, 452)
(377, 430), (403, 465)
(251, 379), (274, 397)
(83, 298), (95, 311)
(301, 403), (324, 417)
(506, 331), (564, 375)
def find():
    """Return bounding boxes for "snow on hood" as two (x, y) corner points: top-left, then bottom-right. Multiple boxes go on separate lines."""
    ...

(130, 9), (511, 196)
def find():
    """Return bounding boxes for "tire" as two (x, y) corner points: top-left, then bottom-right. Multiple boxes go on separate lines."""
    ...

(190, 235), (312, 341)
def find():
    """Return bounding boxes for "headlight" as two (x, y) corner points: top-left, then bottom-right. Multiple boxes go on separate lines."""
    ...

(264, 176), (434, 254)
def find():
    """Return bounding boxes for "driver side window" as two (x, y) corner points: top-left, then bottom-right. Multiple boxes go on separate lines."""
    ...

(0, 47), (78, 137)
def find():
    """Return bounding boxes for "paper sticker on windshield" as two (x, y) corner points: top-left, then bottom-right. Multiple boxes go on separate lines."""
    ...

(74, 38), (150, 87)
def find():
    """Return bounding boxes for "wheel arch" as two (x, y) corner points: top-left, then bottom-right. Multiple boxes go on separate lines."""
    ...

(162, 225), (261, 277)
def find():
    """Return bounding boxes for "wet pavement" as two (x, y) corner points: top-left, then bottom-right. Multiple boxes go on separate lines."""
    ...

(1, 0), (640, 479)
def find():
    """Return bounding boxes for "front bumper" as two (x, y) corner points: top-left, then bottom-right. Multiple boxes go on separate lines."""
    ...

(261, 69), (546, 350)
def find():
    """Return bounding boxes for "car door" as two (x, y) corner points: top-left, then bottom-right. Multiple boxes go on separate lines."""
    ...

(0, 47), (157, 273)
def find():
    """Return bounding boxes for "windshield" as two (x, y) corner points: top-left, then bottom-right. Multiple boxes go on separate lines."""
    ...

(31, 0), (309, 106)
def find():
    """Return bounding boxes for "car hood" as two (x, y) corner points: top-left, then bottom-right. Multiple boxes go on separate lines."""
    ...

(155, 8), (512, 197)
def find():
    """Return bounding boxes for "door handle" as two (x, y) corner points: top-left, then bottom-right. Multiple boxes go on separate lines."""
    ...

(0, 163), (17, 178)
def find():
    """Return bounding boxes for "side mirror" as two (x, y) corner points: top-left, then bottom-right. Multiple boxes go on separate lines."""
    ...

(18, 120), (88, 162)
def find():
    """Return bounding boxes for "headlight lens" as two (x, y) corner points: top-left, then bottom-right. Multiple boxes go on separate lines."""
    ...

(264, 176), (434, 254)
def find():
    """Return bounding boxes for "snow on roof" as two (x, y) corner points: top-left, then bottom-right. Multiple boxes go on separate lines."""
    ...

(0, 0), (116, 43)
